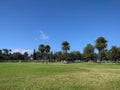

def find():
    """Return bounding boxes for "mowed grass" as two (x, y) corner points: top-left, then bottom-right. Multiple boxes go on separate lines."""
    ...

(0, 63), (120, 90)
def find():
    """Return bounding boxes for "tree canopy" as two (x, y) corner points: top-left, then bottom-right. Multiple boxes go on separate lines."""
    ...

(0, 36), (120, 63)
(95, 37), (107, 63)
(83, 44), (95, 61)
(62, 41), (70, 53)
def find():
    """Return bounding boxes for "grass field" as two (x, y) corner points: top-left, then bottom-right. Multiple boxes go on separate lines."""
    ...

(0, 63), (120, 90)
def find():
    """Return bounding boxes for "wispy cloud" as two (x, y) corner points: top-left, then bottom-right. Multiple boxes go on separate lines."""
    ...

(12, 48), (33, 54)
(40, 31), (49, 40)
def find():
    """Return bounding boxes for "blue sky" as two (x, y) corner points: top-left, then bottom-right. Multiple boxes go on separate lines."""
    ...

(0, 0), (120, 54)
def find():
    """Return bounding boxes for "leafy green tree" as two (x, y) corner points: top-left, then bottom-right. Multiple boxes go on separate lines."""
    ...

(62, 41), (70, 53)
(12, 52), (23, 60)
(36, 51), (42, 60)
(83, 44), (95, 62)
(95, 37), (107, 63)
(54, 51), (62, 61)
(106, 46), (120, 62)
(48, 52), (54, 62)
(33, 49), (37, 60)
(45, 45), (50, 53)
(68, 52), (75, 60)
(38, 44), (51, 62)
(101, 49), (108, 60)
(0, 50), (2, 54)
(74, 51), (81, 60)
(69, 51), (81, 60)
(62, 53), (68, 60)
(23, 52), (28, 61)
(45, 45), (51, 60)
(39, 44), (45, 60)
(0, 50), (3, 60)
(2, 49), (9, 55)
(2, 49), (12, 60)
(39, 44), (45, 54)
(117, 48), (120, 61)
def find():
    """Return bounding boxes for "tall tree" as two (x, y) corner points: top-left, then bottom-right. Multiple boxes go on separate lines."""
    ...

(2, 49), (12, 60)
(0, 50), (3, 60)
(39, 44), (45, 60)
(101, 49), (108, 61)
(33, 49), (37, 60)
(95, 37), (107, 63)
(38, 44), (51, 62)
(45, 45), (51, 54)
(39, 44), (45, 54)
(45, 45), (51, 60)
(62, 41), (70, 53)
(23, 52), (28, 61)
(106, 46), (120, 62)
(83, 44), (95, 62)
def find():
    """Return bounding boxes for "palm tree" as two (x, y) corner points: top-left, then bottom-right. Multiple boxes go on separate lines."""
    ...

(62, 41), (70, 53)
(45, 45), (50, 53)
(45, 45), (51, 61)
(38, 44), (51, 62)
(39, 44), (45, 61)
(39, 44), (45, 54)
(95, 37), (107, 63)
(33, 49), (37, 60)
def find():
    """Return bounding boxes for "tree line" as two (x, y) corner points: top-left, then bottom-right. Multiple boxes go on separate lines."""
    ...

(0, 37), (120, 63)
(0, 49), (29, 62)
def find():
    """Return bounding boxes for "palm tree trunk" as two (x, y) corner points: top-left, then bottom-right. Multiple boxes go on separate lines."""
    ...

(98, 50), (102, 64)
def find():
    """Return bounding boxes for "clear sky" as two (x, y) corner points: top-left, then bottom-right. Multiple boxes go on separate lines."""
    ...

(0, 0), (120, 54)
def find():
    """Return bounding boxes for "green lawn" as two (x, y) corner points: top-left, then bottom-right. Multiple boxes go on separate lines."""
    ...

(0, 63), (120, 90)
